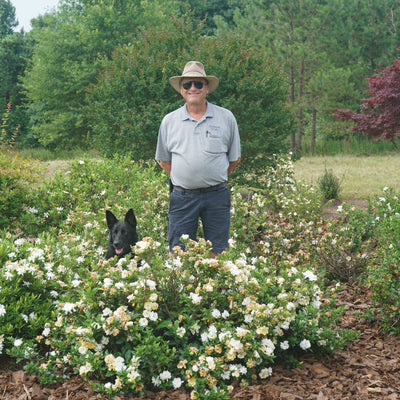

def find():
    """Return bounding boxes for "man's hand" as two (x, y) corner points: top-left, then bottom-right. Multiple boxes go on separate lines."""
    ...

(159, 161), (172, 176)
(228, 158), (241, 175)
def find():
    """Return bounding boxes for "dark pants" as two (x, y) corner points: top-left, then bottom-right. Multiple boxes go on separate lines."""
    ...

(167, 184), (231, 254)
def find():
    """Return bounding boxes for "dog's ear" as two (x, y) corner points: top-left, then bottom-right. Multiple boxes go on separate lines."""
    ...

(106, 210), (118, 230)
(125, 208), (137, 227)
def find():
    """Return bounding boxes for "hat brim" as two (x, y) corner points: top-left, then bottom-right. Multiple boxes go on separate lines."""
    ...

(169, 75), (219, 94)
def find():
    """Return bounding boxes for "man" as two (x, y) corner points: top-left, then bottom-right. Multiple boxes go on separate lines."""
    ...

(155, 61), (241, 257)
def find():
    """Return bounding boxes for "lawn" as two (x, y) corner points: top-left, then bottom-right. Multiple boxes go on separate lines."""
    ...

(294, 154), (400, 199)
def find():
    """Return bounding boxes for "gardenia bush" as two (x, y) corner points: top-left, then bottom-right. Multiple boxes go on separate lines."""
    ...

(0, 154), (365, 399)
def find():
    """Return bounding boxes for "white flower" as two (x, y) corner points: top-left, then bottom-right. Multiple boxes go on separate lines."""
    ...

(259, 367), (272, 379)
(114, 356), (126, 372)
(79, 362), (92, 376)
(230, 339), (243, 351)
(206, 356), (216, 370)
(208, 325), (217, 340)
(102, 308), (113, 316)
(211, 309), (221, 318)
(103, 278), (113, 287)
(303, 270), (318, 281)
(139, 318), (148, 327)
(146, 279), (156, 290)
(152, 376), (161, 387)
(299, 339), (311, 350)
(159, 370), (171, 381)
(62, 302), (76, 314)
(280, 341), (289, 350)
(260, 338), (275, 356)
(189, 293), (202, 305)
(148, 311), (158, 321)
(172, 377), (183, 389)
(0, 304), (6, 317)
(286, 302), (295, 311)
(14, 339), (23, 347)
(201, 332), (209, 343)
(42, 327), (51, 336)
(221, 370), (230, 380)
(176, 327), (186, 337)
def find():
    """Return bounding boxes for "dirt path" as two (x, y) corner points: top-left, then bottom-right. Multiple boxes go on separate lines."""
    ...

(40, 159), (71, 181)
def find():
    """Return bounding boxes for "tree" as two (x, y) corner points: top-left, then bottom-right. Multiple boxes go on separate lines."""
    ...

(215, 0), (400, 153)
(22, 0), (179, 148)
(0, 31), (32, 141)
(178, 0), (248, 35)
(0, 32), (26, 102)
(85, 15), (293, 187)
(0, 0), (17, 38)
(334, 54), (400, 150)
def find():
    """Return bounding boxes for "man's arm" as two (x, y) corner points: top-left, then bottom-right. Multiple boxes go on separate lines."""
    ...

(228, 157), (241, 175)
(159, 160), (171, 176)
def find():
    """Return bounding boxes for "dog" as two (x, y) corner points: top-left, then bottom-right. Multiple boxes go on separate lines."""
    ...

(105, 208), (139, 259)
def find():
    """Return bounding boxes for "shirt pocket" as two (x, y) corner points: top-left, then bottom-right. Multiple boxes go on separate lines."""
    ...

(205, 136), (226, 154)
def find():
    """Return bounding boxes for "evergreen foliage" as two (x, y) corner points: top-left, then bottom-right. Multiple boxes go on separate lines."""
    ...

(86, 16), (292, 186)
(21, 0), (179, 148)
(1, 0), (400, 153)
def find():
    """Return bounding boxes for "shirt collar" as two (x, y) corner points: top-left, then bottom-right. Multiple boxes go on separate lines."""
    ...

(180, 101), (214, 121)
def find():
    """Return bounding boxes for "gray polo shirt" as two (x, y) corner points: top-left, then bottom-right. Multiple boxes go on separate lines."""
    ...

(155, 102), (241, 189)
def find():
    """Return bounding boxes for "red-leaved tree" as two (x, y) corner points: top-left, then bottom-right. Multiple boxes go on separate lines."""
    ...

(334, 55), (400, 150)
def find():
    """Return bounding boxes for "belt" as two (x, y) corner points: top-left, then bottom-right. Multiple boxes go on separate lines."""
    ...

(173, 182), (227, 193)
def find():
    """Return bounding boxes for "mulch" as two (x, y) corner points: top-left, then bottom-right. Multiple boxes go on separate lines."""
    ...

(1, 284), (399, 400)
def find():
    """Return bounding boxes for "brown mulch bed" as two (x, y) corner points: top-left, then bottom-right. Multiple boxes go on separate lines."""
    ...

(1, 284), (399, 400)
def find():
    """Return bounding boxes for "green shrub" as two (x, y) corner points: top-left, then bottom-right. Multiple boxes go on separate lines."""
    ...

(0, 104), (41, 229)
(20, 155), (169, 237)
(317, 167), (342, 201)
(0, 155), (356, 400)
(314, 204), (376, 282)
(366, 188), (400, 333)
(9, 237), (353, 399)
(85, 14), (293, 188)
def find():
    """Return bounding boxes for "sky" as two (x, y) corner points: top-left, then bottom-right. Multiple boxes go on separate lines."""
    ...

(11, 0), (60, 31)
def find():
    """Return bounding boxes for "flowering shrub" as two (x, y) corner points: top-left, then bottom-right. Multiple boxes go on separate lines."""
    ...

(256, 153), (322, 220)
(365, 188), (400, 333)
(0, 154), (360, 399)
(312, 203), (376, 282)
(3, 235), (353, 399)
(0, 104), (41, 228)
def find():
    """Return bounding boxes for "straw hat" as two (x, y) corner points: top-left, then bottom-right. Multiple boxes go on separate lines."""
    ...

(169, 61), (219, 93)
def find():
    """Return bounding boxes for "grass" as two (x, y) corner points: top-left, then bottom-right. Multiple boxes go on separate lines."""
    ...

(294, 154), (400, 200)
(13, 146), (400, 200)
(15, 147), (99, 161)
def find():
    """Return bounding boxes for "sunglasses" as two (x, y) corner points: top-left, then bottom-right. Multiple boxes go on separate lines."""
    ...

(182, 80), (205, 90)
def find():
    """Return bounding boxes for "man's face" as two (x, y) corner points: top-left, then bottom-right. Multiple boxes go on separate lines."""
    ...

(180, 78), (209, 107)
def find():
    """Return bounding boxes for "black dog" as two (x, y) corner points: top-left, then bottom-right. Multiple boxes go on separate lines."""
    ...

(105, 209), (139, 259)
